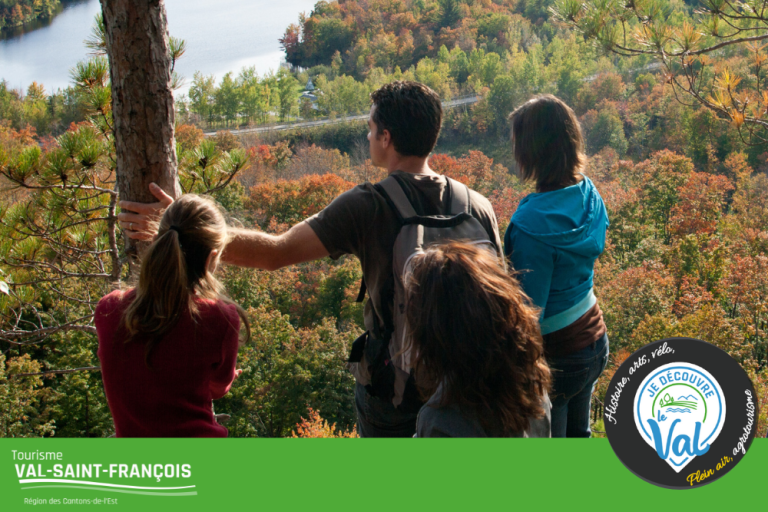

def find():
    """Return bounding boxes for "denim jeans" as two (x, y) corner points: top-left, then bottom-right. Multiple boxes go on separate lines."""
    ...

(354, 382), (418, 438)
(548, 333), (609, 438)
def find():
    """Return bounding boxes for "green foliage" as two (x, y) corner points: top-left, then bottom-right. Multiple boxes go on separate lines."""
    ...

(477, 13), (512, 40)
(237, 67), (270, 124)
(583, 102), (628, 156)
(315, 75), (370, 116)
(0, 80), (86, 136)
(438, 0), (462, 28)
(0, 354), (55, 437)
(276, 69), (300, 122)
(256, 120), (368, 156)
(84, 13), (106, 56)
(0, 0), (59, 31)
(189, 72), (217, 125)
(4, 0), (768, 440)
(312, 18), (356, 65)
(553, 0), (768, 144)
(213, 307), (357, 438)
(487, 74), (516, 137)
(0, 42), (251, 439)
(637, 150), (694, 239)
(215, 73), (240, 127)
(46, 333), (113, 438)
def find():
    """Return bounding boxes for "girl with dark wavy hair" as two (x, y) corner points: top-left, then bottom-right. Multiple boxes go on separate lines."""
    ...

(406, 242), (551, 437)
(95, 194), (250, 437)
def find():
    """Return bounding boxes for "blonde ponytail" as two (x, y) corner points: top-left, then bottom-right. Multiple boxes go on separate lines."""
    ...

(122, 194), (250, 366)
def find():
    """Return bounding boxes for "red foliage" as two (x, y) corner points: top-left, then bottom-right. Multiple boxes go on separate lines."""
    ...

(592, 174), (639, 213)
(280, 24), (302, 65)
(724, 255), (768, 337)
(673, 276), (715, 318)
(488, 187), (526, 234)
(248, 173), (356, 228)
(249, 145), (278, 168)
(175, 124), (204, 151)
(429, 151), (511, 195)
(598, 262), (676, 342)
(669, 172), (734, 237)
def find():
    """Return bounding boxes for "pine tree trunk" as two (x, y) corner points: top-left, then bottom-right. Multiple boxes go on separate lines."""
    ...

(100, 0), (180, 258)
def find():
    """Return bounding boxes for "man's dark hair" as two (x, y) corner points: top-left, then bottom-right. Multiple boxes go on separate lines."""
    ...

(370, 81), (443, 158)
(509, 94), (585, 191)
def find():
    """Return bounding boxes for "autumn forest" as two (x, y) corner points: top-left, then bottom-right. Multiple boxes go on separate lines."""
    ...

(1, 0), (768, 437)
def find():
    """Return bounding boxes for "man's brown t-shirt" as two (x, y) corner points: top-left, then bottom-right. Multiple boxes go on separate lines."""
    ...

(307, 170), (502, 336)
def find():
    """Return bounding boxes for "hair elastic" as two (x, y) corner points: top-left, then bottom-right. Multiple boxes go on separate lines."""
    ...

(168, 225), (181, 233)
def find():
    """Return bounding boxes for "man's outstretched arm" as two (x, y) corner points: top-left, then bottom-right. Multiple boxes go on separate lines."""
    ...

(118, 183), (329, 270)
(222, 221), (329, 270)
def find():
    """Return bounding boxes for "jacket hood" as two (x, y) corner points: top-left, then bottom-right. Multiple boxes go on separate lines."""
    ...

(511, 175), (609, 257)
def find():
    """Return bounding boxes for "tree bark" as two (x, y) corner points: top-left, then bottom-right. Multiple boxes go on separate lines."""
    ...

(100, 0), (180, 258)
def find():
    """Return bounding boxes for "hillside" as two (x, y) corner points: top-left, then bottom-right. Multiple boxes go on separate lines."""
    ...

(0, 0), (60, 31)
(0, 0), (767, 438)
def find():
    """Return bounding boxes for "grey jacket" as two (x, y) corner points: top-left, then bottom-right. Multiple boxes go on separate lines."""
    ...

(416, 387), (551, 438)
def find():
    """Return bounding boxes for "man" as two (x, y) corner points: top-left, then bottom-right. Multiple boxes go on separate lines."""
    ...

(119, 81), (502, 437)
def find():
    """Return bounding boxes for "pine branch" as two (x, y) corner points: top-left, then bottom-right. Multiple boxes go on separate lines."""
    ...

(11, 366), (101, 379)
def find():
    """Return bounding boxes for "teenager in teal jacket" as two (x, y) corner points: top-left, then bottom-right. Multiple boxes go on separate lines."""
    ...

(504, 95), (610, 438)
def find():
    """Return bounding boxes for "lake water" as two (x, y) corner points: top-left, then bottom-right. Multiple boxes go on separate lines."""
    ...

(0, 0), (318, 96)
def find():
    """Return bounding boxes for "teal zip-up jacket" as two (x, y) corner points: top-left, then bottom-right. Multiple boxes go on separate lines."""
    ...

(504, 175), (609, 335)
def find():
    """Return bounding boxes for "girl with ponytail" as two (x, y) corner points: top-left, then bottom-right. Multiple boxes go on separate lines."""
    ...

(95, 195), (250, 437)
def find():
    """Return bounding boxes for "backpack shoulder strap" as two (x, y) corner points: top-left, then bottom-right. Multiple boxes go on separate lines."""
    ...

(378, 175), (417, 221)
(446, 177), (472, 216)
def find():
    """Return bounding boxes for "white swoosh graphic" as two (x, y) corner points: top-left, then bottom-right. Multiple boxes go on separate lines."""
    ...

(19, 479), (195, 490)
(21, 485), (197, 496)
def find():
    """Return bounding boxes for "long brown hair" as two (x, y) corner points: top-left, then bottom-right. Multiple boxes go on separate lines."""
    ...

(405, 242), (550, 434)
(122, 194), (250, 366)
(509, 94), (585, 192)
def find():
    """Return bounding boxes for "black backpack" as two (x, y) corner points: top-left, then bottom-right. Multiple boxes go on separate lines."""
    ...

(348, 174), (497, 412)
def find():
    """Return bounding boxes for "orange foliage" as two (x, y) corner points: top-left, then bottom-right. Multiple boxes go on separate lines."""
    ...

(750, 371), (768, 437)
(729, 154), (768, 240)
(175, 124), (204, 151)
(429, 151), (513, 195)
(598, 262), (676, 345)
(575, 73), (627, 114)
(673, 276), (715, 318)
(724, 255), (768, 343)
(0, 121), (37, 146)
(592, 174), (640, 213)
(669, 172), (733, 237)
(250, 144), (278, 168)
(239, 142), (293, 187)
(488, 187), (526, 234)
(594, 348), (631, 401)
(248, 173), (356, 228)
(283, 144), (349, 180)
(0, 122), (37, 204)
(291, 408), (358, 438)
(212, 130), (240, 152)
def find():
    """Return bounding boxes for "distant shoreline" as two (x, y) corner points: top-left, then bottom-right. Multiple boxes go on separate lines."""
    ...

(0, 0), (88, 41)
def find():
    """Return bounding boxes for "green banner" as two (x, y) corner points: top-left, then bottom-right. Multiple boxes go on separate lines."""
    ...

(0, 439), (764, 511)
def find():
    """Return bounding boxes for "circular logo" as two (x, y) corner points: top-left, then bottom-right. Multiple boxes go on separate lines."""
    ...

(604, 338), (757, 489)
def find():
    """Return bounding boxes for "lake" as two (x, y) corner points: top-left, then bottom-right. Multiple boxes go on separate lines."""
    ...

(0, 0), (318, 96)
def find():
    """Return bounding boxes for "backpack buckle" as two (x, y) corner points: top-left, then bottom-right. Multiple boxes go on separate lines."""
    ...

(348, 331), (368, 363)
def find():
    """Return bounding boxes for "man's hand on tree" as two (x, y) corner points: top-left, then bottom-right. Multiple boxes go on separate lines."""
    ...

(117, 183), (174, 240)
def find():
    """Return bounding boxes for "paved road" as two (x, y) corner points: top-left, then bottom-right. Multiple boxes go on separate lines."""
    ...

(203, 95), (479, 137)
(202, 63), (663, 138)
